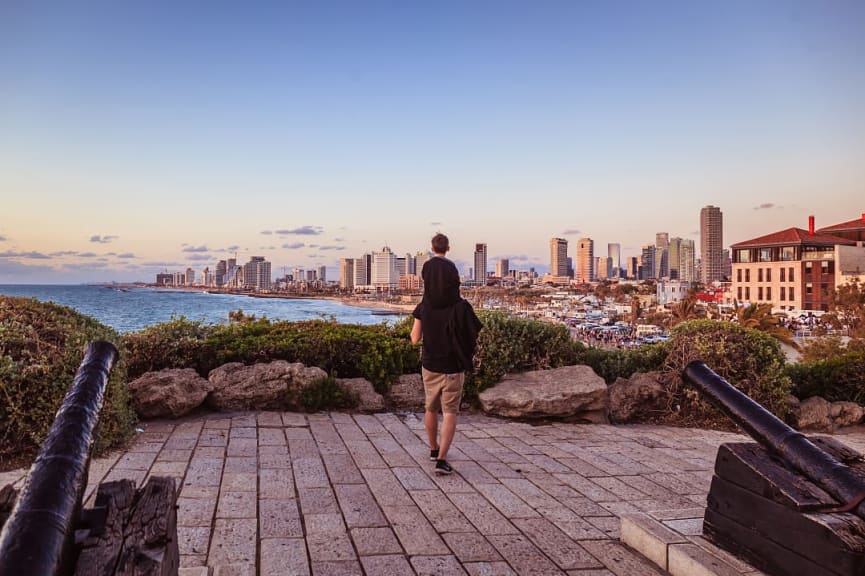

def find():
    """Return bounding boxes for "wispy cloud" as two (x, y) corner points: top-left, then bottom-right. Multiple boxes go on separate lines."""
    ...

(0, 250), (51, 259)
(275, 226), (323, 236)
(78, 252), (98, 258)
(49, 250), (79, 257)
(333, 237), (345, 242)
(117, 253), (136, 259)
(260, 230), (273, 235)
(90, 234), (118, 244)
(282, 242), (305, 250)
(753, 203), (781, 210)
(0, 235), (7, 242)
(259, 246), (276, 250)
(186, 254), (211, 261)
(142, 261), (184, 267)
(182, 245), (209, 253)
(561, 228), (581, 235)
(430, 221), (442, 226)
(319, 245), (346, 251)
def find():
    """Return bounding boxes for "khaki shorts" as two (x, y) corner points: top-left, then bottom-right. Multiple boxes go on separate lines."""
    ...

(422, 368), (464, 414)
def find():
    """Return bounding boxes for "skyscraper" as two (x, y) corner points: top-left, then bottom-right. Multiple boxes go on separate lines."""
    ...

(495, 259), (509, 278)
(473, 243), (487, 284)
(415, 250), (431, 276)
(318, 265), (327, 283)
(576, 238), (594, 282)
(701, 205), (724, 284)
(550, 238), (568, 277)
(640, 245), (656, 280)
(655, 232), (669, 278)
(607, 243), (621, 278)
(372, 247), (398, 288)
(340, 258), (354, 289)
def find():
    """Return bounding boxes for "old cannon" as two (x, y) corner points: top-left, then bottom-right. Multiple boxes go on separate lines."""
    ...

(683, 361), (865, 576)
(0, 342), (178, 576)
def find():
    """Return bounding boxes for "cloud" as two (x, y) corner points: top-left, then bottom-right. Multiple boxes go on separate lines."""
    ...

(561, 228), (581, 235)
(90, 234), (118, 243)
(0, 250), (51, 259)
(282, 242), (305, 250)
(186, 254), (212, 261)
(142, 261), (184, 267)
(275, 226), (323, 236)
(308, 244), (319, 248)
(261, 230), (273, 235)
(0, 235), (7, 242)
(117, 253), (136, 259)
(78, 252), (98, 258)
(49, 250), (79, 257)
(333, 237), (345, 242)
(430, 221), (442, 226)
(753, 203), (781, 210)
(182, 245), (209, 253)
(259, 246), (276, 250)
(319, 245), (346, 251)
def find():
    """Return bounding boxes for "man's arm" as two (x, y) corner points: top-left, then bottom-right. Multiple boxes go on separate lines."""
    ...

(410, 318), (422, 344)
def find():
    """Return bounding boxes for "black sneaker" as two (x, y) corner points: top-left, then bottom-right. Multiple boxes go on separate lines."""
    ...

(429, 449), (439, 461)
(435, 459), (453, 475)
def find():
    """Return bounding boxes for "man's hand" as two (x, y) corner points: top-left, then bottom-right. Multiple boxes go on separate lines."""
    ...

(410, 318), (422, 344)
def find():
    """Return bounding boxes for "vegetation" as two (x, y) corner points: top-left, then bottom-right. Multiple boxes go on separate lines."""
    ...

(0, 296), (137, 470)
(580, 344), (668, 384)
(787, 336), (865, 403)
(826, 278), (865, 337)
(734, 302), (797, 348)
(300, 376), (359, 411)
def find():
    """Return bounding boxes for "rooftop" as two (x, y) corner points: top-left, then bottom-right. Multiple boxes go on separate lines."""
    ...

(817, 214), (865, 233)
(730, 227), (856, 249)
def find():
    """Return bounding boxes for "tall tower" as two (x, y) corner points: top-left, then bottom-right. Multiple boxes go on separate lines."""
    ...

(607, 243), (621, 278)
(550, 238), (568, 277)
(700, 205), (724, 284)
(576, 238), (594, 282)
(495, 259), (509, 278)
(655, 232), (669, 278)
(473, 243), (487, 284)
(340, 258), (354, 289)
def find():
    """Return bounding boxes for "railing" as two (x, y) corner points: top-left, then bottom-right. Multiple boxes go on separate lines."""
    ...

(0, 341), (118, 576)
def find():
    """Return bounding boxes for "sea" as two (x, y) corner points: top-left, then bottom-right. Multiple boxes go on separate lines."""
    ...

(0, 285), (405, 333)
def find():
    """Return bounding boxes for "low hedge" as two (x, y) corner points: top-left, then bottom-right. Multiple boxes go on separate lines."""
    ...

(787, 351), (865, 404)
(0, 296), (137, 470)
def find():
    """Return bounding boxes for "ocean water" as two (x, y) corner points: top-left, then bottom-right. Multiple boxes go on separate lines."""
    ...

(0, 285), (404, 333)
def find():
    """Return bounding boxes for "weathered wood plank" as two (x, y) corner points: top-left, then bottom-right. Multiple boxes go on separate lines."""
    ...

(0, 484), (18, 531)
(810, 436), (865, 466)
(715, 443), (837, 510)
(706, 475), (865, 576)
(74, 479), (137, 576)
(115, 476), (178, 576)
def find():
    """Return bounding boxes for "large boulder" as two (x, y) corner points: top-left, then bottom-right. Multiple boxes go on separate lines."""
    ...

(830, 401), (865, 429)
(208, 361), (326, 411)
(387, 373), (425, 411)
(337, 378), (384, 412)
(796, 396), (832, 432)
(478, 365), (608, 423)
(608, 371), (668, 423)
(128, 368), (212, 419)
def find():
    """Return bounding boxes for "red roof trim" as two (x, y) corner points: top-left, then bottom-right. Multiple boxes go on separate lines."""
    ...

(731, 227), (856, 249)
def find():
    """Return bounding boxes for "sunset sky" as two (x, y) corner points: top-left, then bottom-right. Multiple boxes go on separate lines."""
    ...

(2, 0), (863, 282)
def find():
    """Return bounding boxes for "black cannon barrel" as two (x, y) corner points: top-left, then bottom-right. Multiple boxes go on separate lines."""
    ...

(0, 341), (118, 576)
(683, 360), (865, 521)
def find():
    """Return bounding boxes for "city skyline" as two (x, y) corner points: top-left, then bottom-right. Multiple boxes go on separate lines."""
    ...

(2, 1), (863, 283)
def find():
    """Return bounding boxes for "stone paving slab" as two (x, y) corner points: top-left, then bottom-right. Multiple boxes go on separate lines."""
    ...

(6, 411), (865, 575)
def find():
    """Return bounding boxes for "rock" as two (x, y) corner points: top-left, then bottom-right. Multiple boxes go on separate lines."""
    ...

(796, 396), (832, 432)
(783, 394), (801, 428)
(830, 401), (865, 429)
(337, 378), (384, 412)
(387, 373), (425, 411)
(127, 368), (211, 419)
(608, 371), (668, 423)
(478, 365), (608, 423)
(207, 361), (327, 411)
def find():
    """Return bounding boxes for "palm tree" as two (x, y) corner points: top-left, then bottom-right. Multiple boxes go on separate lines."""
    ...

(734, 302), (798, 348)
(670, 296), (699, 326)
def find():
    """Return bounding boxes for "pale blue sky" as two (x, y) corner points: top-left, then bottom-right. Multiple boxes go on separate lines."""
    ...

(1, 0), (863, 282)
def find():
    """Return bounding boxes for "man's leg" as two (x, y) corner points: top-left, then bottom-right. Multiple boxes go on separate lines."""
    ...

(425, 410), (439, 451)
(437, 412), (457, 460)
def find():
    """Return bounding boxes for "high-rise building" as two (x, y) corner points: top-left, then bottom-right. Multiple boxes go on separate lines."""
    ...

(655, 233), (669, 278)
(352, 257), (369, 287)
(701, 205), (724, 284)
(495, 259), (509, 278)
(415, 251), (431, 276)
(550, 238), (568, 277)
(607, 243), (621, 278)
(597, 256), (612, 280)
(292, 268), (304, 283)
(576, 238), (594, 282)
(640, 245), (656, 280)
(372, 246), (399, 288)
(306, 269), (317, 283)
(215, 260), (227, 286)
(185, 268), (195, 286)
(473, 243), (487, 284)
(627, 257), (639, 279)
(340, 258), (354, 290)
(676, 238), (696, 282)
(318, 266), (327, 282)
(244, 256), (271, 289)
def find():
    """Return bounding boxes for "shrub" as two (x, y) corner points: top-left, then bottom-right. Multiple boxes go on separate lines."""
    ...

(580, 344), (668, 384)
(0, 297), (136, 470)
(787, 351), (865, 403)
(661, 320), (792, 426)
(467, 311), (583, 398)
(300, 376), (359, 411)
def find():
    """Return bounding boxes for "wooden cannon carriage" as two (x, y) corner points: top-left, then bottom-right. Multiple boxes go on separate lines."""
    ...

(683, 361), (865, 576)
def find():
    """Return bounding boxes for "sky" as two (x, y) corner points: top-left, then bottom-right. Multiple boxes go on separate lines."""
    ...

(1, 0), (864, 283)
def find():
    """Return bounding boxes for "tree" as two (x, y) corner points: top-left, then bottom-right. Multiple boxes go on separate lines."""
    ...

(670, 296), (700, 327)
(829, 278), (865, 337)
(734, 302), (797, 348)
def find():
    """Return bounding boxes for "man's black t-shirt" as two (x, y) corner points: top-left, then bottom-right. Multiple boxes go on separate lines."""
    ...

(412, 301), (461, 373)
(421, 256), (460, 309)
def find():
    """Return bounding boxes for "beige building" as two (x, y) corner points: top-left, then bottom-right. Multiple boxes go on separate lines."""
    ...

(549, 238), (568, 277)
(339, 258), (354, 290)
(701, 205), (724, 284)
(576, 238), (594, 283)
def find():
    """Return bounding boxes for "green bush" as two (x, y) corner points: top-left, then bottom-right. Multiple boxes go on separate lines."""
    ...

(300, 376), (359, 411)
(580, 344), (668, 384)
(123, 315), (420, 393)
(661, 320), (792, 425)
(0, 297), (136, 470)
(787, 351), (865, 403)
(468, 311), (583, 398)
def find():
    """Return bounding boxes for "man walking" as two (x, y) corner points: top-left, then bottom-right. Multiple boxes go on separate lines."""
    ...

(410, 233), (481, 474)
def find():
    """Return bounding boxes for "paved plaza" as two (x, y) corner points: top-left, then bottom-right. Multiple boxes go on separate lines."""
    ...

(3, 412), (865, 575)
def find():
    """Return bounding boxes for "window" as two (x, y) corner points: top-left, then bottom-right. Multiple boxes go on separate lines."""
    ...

(780, 286), (786, 301)
(822, 261), (833, 274)
(737, 287), (742, 300)
(806, 262), (813, 273)
(790, 287), (794, 301)
(766, 268), (771, 282)
(758, 268), (763, 282)
(737, 249), (751, 263)
(759, 248), (771, 262)
(780, 246), (795, 261)
(766, 287), (772, 300)
(806, 283), (813, 295)
(758, 287), (763, 300)
(745, 287), (751, 300)
(789, 267), (794, 282)
(745, 269), (750, 282)
(780, 268), (785, 282)
(737, 269), (742, 282)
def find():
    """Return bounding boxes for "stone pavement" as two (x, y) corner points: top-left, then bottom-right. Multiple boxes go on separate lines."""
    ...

(3, 412), (865, 575)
